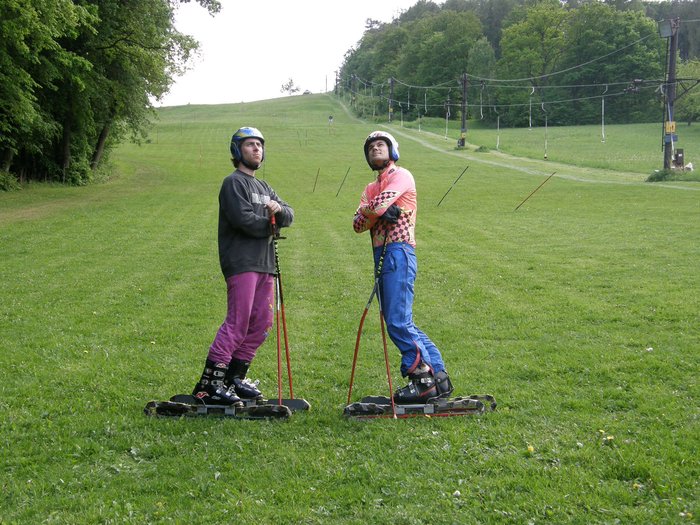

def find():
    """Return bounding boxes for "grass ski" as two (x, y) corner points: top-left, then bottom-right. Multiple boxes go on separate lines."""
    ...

(263, 398), (311, 412)
(144, 395), (292, 420)
(343, 394), (496, 419)
(170, 394), (310, 412)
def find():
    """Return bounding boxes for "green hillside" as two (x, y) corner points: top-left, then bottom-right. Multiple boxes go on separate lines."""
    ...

(1, 94), (697, 524)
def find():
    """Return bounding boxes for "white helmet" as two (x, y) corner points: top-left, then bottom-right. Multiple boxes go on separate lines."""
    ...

(364, 131), (399, 169)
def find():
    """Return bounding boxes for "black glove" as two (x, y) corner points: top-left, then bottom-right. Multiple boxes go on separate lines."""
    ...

(382, 204), (401, 224)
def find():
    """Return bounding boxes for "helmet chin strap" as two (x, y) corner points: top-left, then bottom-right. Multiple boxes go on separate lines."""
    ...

(242, 159), (262, 171)
(371, 159), (391, 171)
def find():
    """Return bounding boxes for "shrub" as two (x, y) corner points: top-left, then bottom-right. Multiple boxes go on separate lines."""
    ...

(0, 171), (21, 192)
(647, 169), (700, 182)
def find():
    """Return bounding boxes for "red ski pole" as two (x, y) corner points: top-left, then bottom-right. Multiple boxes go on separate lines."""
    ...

(279, 277), (294, 399)
(346, 233), (392, 408)
(346, 284), (377, 405)
(376, 281), (397, 419)
(275, 274), (283, 404)
(271, 214), (295, 404)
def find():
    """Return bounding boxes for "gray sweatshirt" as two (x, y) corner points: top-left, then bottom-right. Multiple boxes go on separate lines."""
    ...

(217, 170), (293, 278)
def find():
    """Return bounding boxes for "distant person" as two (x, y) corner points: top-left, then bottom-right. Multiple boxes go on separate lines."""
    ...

(352, 131), (453, 403)
(191, 127), (294, 405)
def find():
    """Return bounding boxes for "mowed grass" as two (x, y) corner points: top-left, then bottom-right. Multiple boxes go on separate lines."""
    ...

(392, 110), (700, 175)
(1, 94), (698, 524)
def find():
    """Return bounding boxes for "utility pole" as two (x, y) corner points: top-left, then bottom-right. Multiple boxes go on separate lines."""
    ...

(660, 18), (680, 170)
(458, 73), (468, 148)
(388, 77), (394, 123)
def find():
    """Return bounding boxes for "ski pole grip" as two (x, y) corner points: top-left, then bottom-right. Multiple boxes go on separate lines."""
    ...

(270, 212), (280, 240)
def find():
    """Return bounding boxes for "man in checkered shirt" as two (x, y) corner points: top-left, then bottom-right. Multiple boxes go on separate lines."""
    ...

(353, 131), (454, 404)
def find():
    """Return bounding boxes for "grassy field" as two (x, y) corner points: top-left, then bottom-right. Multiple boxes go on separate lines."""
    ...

(1, 93), (698, 524)
(376, 103), (700, 176)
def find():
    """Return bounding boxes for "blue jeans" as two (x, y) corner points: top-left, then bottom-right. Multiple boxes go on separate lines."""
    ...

(374, 243), (445, 376)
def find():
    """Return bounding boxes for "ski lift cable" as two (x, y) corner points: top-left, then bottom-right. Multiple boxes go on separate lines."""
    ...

(346, 85), (639, 109)
(343, 73), (642, 96)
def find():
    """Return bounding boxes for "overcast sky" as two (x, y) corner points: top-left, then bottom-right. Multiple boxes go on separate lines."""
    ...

(158, 0), (423, 107)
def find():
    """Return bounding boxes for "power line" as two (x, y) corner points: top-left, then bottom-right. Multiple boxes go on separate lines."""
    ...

(344, 73), (653, 96)
(348, 87), (664, 110)
(392, 77), (455, 90)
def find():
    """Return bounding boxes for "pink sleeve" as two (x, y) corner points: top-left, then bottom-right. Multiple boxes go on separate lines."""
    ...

(353, 188), (373, 233)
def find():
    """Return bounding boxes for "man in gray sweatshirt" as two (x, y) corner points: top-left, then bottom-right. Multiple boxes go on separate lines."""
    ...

(192, 127), (294, 406)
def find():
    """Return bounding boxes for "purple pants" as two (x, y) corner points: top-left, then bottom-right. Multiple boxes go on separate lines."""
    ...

(207, 272), (274, 364)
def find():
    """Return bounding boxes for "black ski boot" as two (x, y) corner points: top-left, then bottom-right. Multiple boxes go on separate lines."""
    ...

(393, 363), (438, 404)
(192, 359), (243, 406)
(435, 370), (454, 398)
(225, 358), (263, 400)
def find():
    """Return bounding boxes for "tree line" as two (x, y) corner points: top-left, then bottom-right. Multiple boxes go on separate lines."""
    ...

(2, 0), (697, 188)
(339, 0), (700, 128)
(0, 0), (220, 187)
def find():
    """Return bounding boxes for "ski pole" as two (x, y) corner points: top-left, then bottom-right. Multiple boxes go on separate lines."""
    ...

(436, 166), (469, 207)
(271, 214), (295, 404)
(275, 265), (283, 404)
(374, 256), (397, 419)
(347, 233), (389, 405)
(346, 222), (398, 420)
(514, 171), (556, 211)
(346, 281), (378, 405)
